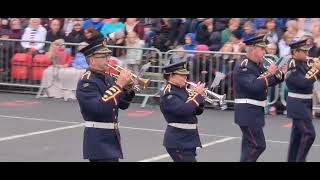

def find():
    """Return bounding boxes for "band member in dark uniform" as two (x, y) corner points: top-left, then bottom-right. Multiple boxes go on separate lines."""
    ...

(160, 60), (206, 162)
(233, 35), (286, 162)
(286, 39), (320, 162)
(76, 38), (135, 162)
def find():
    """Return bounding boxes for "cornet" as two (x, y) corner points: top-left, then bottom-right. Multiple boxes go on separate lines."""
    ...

(185, 81), (227, 109)
(107, 64), (151, 91)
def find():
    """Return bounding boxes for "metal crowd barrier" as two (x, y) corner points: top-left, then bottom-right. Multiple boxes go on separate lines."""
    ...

(164, 49), (280, 106)
(0, 38), (52, 93)
(2, 38), (306, 110)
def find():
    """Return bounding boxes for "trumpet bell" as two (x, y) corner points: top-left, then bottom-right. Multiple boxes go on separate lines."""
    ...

(137, 78), (151, 89)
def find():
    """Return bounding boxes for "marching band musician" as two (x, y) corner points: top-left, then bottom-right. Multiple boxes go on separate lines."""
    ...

(233, 35), (287, 162)
(286, 39), (320, 162)
(76, 38), (135, 162)
(160, 60), (207, 162)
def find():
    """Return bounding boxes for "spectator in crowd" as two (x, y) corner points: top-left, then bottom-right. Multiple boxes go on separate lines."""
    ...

(100, 18), (125, 38)
(41, 18), (65, 31)
(209, 30), (223, 51)
(297, 18), (314, 34)
(152, 18), (172, 52)
(266, 43), (280, 61)
(229, 30), (244, 53)
(241, 21), (256, 41)
(195, 18), (216, 46)
(255, 28), (268, 36)
(312, 22), (320, 48)
(1, 18), (10, 30)
(221, 18), (241, 44)
(252, 18), (266, 30)
(0, 29), (10, 39)
(40, 39), (88, 101)
(215, 18), (229, 32)
(182, 33), (197, 52)
(19, 18), (29, 29)
(105, 30), (126, 57)
(189, 18), (205, 33)
(45, 19), (66, 51)
(63, 18), (75, 36)
(8, 18), (23, 39)
(174, 18), (194, 45)
(125, 31), (145, 74)
(165, 18), (185, 49)
(82, 18), (103, 31)
(66, 20), (85, 56)
(286, 20), (305, 41)
(170, 45), (193, 64)
(264, 18), (279, 44)
(106, 30), (126, 46)
(278, 31), (294, 58)
(144, 18), (161, 48)
(124, 18), (145, 40)
(102, 18), (111, 24)
(275, 18), (288, 34)
(66, 20), (85, 43)
(70, 42), (88, 69)
(45, 39), (73, 67)
(84, 26), (103, 44)
(20, 18), (47, 54)
(302, 34), (320, 58)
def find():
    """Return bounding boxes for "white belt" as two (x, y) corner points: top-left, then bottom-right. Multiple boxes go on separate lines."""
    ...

(234, 98), (267, 107)
(85, 121), (119, 129)
(288, 92), (313, 99)
(168, 123), (198, 129)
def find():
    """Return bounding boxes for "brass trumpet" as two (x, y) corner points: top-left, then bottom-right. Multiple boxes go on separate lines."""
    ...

(185, 81), (227, 108)
(107, 64), (151, 91)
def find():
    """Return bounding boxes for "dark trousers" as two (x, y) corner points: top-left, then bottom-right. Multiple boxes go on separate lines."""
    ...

(239, 126), (266, 162)
(89, 158), (119, 162)
(287, 119), (316, 162)
(166, 148), (197, 162)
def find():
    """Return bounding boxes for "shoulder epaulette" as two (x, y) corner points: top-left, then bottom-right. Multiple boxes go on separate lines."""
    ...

(81, 71), (91, 80)
(163, 84), (171, 94)
(240, 59), (248, 68)
(288, 59), (296, 70)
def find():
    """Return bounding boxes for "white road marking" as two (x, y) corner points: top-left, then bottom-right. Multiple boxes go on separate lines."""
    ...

(0, 123), (84, 142)
(0, 115), (80, 124)
(1, 115), (320, 147)
(120, 126), (320, 147)
(138, 137), (236, 162)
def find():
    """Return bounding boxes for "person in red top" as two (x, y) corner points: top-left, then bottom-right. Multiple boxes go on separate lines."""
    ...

(46, 39), (73, 67)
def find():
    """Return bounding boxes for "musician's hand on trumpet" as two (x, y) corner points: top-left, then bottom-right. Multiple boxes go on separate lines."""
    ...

(191, 82), (207, 96)
(279, 63), (288, 74)
(267, 62), (278, 75)
(115, 68), (133, 89)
